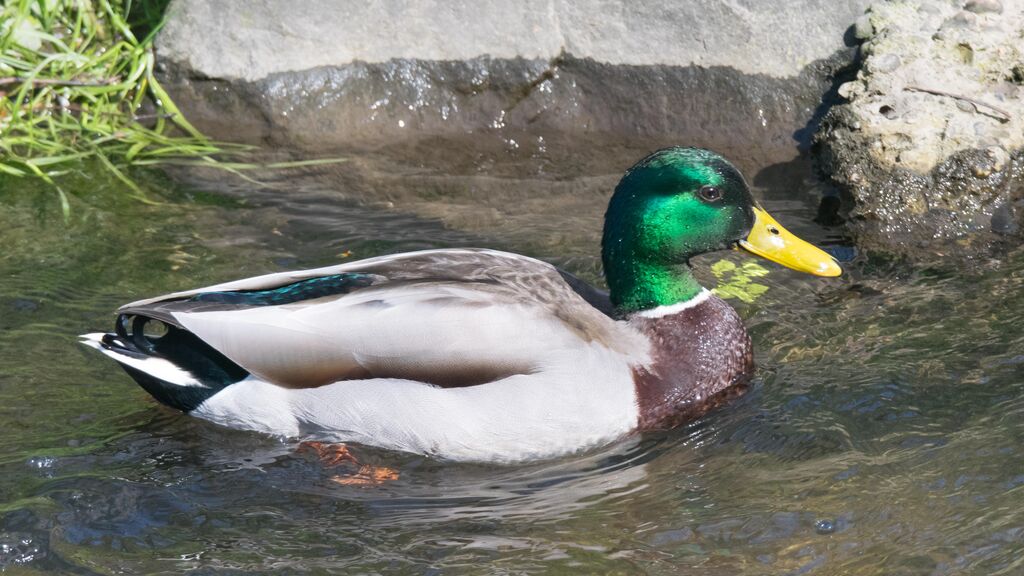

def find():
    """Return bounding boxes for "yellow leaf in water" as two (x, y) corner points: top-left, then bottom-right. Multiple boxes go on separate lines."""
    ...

(740, 261), (771, 277)
(710, 259), (737, 277)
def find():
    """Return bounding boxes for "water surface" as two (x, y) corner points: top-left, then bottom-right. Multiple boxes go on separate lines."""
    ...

(1, 144), (1022, 574)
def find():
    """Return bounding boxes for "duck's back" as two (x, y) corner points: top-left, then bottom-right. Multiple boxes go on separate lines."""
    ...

(116, 248), (647, 389)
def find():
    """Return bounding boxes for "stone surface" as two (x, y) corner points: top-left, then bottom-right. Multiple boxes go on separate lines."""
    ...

(158, 0), (869, 81)
(814, 0), (1024, 258)
(154, 0), (871, 174)
(965, 0), (1004, 13)
(157, 54), (853, 176)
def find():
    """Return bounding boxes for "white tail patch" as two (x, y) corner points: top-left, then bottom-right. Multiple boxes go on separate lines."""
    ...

(79, 333), (206, 388)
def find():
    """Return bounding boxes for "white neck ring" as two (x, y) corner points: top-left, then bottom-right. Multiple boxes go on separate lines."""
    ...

(633, 288), (712, 319)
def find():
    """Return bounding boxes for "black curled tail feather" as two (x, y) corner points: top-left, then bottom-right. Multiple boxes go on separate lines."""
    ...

(107, 314), (249, 412)
(103, 272), (376, 410)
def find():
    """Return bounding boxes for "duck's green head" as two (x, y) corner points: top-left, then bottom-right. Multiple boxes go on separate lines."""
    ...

(602, 147), (840, 312)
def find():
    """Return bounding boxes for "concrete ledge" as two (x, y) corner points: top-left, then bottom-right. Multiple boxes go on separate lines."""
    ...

(157, 54), (854, 175)
(157, 0), (869, 81)
(154, 0), (875, 174)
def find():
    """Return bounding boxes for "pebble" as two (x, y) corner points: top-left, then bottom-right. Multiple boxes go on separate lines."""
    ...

(25, 456), (56, 478)
(10, 298), (39, 312)
(964, 0), (1003, 14)
(986, 146), (1009, 171)
(0, 536), (41, 567)
(942, 11), (978, 29)
(854, 14), (874, 40)
(1011, 64), (1024, 84)
(815, 519), (836, 535)
(26, 456), (55, 469)
(838, 81), (865, 100)
(868, 54), (902, 74)
(991, 202), (1019, 235)
(917, 3), (944, 31)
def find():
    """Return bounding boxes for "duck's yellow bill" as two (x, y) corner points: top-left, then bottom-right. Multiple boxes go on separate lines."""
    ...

(738, 207), (842, 277)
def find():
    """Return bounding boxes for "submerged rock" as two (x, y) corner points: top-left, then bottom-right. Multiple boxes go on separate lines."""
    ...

(815, 0), (1024, 259)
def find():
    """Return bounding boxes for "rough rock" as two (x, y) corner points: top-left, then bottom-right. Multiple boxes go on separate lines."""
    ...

(965, 0), (1004, 13)
(155, 0), (871, 174)
(815, 0), (1024, 259)
(158, 0), (867, 81)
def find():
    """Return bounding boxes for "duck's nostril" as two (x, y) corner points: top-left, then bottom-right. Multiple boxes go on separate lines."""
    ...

(768, 226), (780, 235)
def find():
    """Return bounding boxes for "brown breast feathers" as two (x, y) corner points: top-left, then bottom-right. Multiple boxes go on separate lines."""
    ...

(630, 294), (754, 431)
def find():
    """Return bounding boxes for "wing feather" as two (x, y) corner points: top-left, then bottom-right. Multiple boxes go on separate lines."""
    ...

(120, 249), (648, 388)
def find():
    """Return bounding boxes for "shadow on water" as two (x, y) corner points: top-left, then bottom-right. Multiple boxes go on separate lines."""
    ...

(1, 141), (1022, 574)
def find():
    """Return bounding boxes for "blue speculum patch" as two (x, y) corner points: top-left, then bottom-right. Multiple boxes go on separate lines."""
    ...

(189, 273), (373, 306)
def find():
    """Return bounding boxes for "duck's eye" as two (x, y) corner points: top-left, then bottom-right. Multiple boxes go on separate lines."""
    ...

(698, 185), (722, 202)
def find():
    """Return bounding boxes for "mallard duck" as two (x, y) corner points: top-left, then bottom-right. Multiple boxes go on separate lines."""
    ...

(81, 148), (840, 463)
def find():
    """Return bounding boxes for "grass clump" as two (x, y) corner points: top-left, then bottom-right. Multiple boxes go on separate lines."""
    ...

(0, 0), (253, 210)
